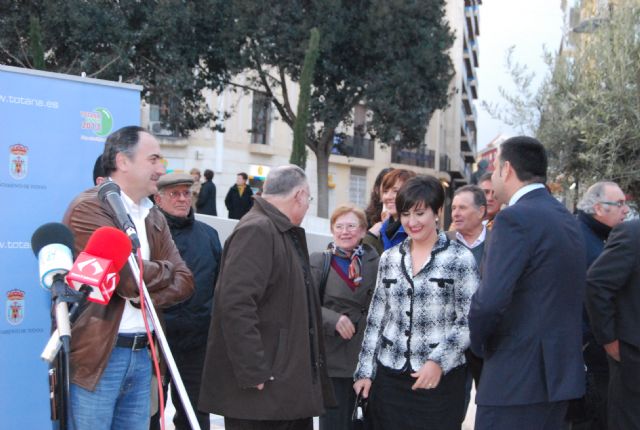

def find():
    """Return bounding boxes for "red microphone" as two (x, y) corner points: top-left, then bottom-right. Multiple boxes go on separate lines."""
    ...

(66, 226), (131, 305)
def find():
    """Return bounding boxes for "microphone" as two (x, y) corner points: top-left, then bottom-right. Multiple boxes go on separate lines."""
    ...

(66, 226), (132, 305)
(31, 223), (76, 351)
(97, 181), (141, 250)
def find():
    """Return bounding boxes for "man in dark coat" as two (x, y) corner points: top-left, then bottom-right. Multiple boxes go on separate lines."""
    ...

(150, 172), (222, 430)
(587, 220), (640, 429)
(572, 181), (628, 429)
(199, 165), (335, 430)
(469, 136), (586, 430)
(195, 168), (217, 216)
(224, 172), (254, 219)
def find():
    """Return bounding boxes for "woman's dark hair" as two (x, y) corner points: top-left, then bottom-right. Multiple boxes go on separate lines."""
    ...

(396, 175), (445, 215)
(380, 168), (416, 193)
(365, 167), (394, 226)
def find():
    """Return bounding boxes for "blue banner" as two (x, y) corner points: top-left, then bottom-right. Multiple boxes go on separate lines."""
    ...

(0, 66), (141, 428)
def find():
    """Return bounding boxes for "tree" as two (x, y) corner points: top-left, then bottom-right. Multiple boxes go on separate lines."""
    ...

(217, 0), (455, 217)
(484, 1), (640, 201)
(539, 0), (640, 199)
(290, 28), (320, 169)
(0, 0), (230, 135)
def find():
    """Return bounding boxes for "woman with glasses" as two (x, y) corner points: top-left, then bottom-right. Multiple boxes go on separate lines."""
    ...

(310, 204), (380, 430)
(354, 176), (479, 430)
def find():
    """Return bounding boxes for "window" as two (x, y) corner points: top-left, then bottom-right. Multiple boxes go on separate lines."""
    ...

(251, 92), (272, 145)
(349, 167), (367, 208)
(148, 97), (178, 137)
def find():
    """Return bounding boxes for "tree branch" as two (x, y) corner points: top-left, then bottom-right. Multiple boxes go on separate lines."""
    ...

(87, 55), (120, 78)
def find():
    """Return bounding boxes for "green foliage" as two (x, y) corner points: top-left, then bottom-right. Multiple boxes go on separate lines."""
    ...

(291, 28), (320, 169)
(220, 0), (455, 215)
(0, 0), (230, 135)
(539, 0), (640, 198)
(28, 16), (45, 70)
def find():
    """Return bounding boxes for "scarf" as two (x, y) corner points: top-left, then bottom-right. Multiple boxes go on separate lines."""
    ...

(329, 242), (364, 286)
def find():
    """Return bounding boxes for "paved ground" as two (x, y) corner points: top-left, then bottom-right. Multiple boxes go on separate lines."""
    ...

(162, 384), (477, 430)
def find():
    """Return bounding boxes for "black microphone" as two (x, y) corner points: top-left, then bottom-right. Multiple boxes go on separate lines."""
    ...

(97, 181), (140, 250)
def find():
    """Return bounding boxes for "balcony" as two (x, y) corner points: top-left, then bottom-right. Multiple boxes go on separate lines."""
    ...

(331, 134), (375, 159)
(391, 145), (436, 168)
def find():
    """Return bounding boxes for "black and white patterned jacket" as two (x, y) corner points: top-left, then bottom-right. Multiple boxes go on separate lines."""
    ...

(354, 233), (479, 380)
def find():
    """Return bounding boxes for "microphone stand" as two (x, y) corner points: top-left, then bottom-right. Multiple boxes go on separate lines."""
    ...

(126, 253), (201, 430)
(46, 283), (89, 430)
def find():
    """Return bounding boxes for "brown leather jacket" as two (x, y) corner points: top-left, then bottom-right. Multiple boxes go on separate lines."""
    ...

(62, 187), (194, 390)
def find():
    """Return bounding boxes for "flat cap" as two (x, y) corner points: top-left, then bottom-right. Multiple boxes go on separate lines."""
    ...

(157, 172), (194, 190)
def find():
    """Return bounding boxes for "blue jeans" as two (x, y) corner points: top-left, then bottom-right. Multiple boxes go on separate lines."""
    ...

(70, 345), (152, 430)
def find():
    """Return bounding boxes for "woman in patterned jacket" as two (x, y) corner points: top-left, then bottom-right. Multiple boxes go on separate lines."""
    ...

(353, 175), (480, 430)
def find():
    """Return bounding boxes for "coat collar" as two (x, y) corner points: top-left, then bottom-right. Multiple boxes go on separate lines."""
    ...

(253, 196), (299, 233)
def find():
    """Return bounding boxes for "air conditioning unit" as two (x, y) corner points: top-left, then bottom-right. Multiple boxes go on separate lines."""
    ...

(148, 121), (174, 136)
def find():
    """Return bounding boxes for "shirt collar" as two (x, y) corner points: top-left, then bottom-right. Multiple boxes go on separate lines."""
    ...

(455, 225), (486, 249)
(119, 188), (153, 219)
(509, 183), (545, 206)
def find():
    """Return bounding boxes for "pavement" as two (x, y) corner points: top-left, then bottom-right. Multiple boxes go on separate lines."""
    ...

(162, 385), (477, 429)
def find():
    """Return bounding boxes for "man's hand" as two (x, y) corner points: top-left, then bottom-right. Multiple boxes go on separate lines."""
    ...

(336, 315), (356, 340)
(255, 383), (265, 390)
(410, 360), (442, 390)
(604, 340), (620, 362)
(353, 378), (372, 398)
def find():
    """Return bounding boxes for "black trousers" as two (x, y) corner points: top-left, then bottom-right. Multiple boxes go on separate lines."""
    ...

(320, 377), (357, 430)
(366, 365), (466, 430)
(475, 401), (569, 430)
(224, 417), (313, 430)
(607, 341), (640, 430)
(149, 346), (209, 430)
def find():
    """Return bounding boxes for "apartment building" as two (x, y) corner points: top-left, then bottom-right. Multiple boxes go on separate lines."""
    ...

(145, 0), (481, 224)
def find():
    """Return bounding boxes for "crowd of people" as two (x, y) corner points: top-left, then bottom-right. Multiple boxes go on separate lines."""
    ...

(60, 126), (637, 430)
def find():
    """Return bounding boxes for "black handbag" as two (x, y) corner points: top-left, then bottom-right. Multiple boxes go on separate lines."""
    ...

(351, 387), (368, 428)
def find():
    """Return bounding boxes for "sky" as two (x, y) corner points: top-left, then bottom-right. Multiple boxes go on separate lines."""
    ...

(476, 0), (565, 149)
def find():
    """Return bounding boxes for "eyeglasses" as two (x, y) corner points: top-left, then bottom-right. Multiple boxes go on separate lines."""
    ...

(167, 190), (191, 199)
(334, 223), (359, 232)
(599, 200), (627, 208)
(299, 189), (314, 203)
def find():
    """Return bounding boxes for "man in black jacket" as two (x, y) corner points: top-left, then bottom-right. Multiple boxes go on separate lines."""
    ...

(196, 168), (217, 216)
(151, 172), (222, 430)
(225, 172), (254, 219)
(573, 181), (628, 429)
(587, 219), (640, 430)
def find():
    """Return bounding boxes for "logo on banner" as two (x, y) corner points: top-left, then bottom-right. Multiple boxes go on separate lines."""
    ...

(9, 144), (28, 180)
(6, 289), (25, 325)
(81, 107), (113, 137)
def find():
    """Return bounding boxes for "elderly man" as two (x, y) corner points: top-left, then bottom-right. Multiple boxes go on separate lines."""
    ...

(479, 172), (501, 229)
(573, 181), (628, 429)
(63, 126), (194, 429)
(449, 184), (488, 406)
(469, 136), (586, 430)
(199, 165), (334, 430)
(449, 184), (489, 267)
(150, 172), (222, 430)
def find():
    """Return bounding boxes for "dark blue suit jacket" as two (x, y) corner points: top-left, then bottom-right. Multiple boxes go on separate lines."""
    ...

(469, 187), (586, 406)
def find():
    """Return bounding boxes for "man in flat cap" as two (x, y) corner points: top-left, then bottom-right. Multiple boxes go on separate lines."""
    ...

(150, 172), (222, 430)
